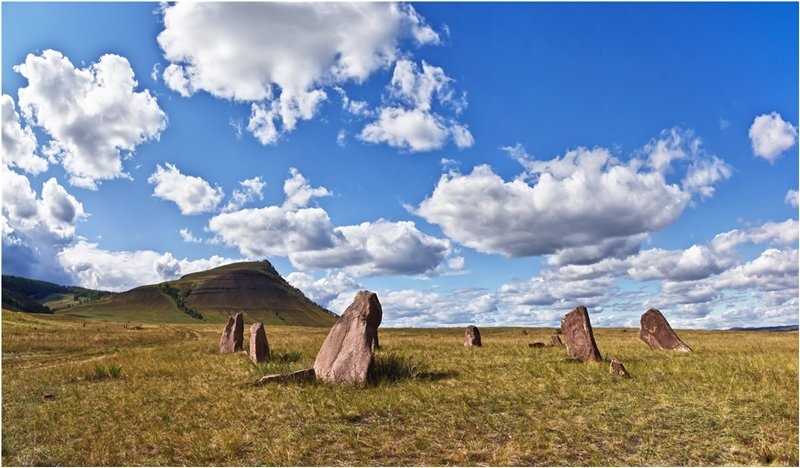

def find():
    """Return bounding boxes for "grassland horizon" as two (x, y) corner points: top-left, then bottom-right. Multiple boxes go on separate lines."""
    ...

(2, 310), (798, 466)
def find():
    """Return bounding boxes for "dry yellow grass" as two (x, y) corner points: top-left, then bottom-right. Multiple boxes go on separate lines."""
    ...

(2, 310), (797, 466)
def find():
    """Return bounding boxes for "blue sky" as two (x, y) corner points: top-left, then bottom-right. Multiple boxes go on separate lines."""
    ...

(2, 2), (798, 329)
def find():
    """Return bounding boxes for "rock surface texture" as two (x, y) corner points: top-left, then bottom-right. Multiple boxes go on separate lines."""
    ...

(609, 359), (630, 377)
(219, 312), (244, 353)
(551, 334), (564, 347)
(249, 322), (270, 363)
(560, 306), (602, 362)
(313, 291), (382, 385)
(464, 325), (482, 347)
(639, 308), (692, 352)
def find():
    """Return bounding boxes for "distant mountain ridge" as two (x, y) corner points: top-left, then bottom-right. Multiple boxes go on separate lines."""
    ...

(727, 325), (799, 332)
(2, 261), (337, 326)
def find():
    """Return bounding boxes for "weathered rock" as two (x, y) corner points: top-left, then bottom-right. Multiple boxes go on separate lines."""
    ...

(551, 334), (564, 347)
(219, 312), (244, 353)
(521, 329), (528, 336)
(639, 308), (692, 352)
(560, 306), (602, 362)
(313, 291), (382, 385)
(464, 325), (481, 347)
(528, 342), (546, 348)
(249, 322), (270, 364)
(609, 359), (630, 377)
(255, 368), (315, 385)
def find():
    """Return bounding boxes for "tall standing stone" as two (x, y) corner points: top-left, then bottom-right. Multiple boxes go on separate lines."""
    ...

(464, 325), (481, 347)
(313, 291), (382, 385)
(560, 306), (602, 362)
(249, 322), (270, 363)
(639, 308), (692, 352)
(219, 312), (244, 353)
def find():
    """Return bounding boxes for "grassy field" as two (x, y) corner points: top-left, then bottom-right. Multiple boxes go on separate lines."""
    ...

(2, 310), (797, 466)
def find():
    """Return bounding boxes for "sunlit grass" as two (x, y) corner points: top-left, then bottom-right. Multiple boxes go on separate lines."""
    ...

(2, 311), (797, 466)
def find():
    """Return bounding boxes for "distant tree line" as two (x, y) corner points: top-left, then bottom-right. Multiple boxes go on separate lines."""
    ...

(160, 282), (204, 320)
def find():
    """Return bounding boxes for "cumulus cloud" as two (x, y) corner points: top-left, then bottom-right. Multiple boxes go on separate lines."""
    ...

(222, 176), (266, 212)
(285, 271), (362, 309)
(418, 130), (731, 259)
(2, 166), (85, 246)
(2, 94), (47, 174)
(359, 59), (472, 152)
(290, 219), (451, 276)
(148, 163), (224, 215)
(158, 2), (439, 145)
(208, 169), (451, 276)
(749, 112), (798, 162)
(179, 228), (202, 244)
(785, 189), (798, 208)
(57, 240), (239, 291)
(13, 50), (167, 189)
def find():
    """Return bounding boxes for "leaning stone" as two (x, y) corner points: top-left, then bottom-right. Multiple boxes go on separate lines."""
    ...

(256, 368), (315, 385)
(464, 325), (482, 347)
(313, 291), (382, 385)
(609, 359), (630, 377)
(219, 312), (244, 353)
(639, 308), (692, 352)
(521, 329), (528, 336)
(528, 342), (546, 348)
(551, 334), (564, 347)
(560, 306), (602, 362)
(249, 322), (270, 364)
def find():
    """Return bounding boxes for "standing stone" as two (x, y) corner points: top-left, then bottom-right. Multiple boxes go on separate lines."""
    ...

(464, 325), (481, 347)
(560, 306), (602, 362)
(219, 312), (244, 353)
(551, 334), (564, 347)
(639, 308), (692, 352)
(249, 322), (270, 364)
(609, 359), (630, 377)
(313, 291), (382, 385)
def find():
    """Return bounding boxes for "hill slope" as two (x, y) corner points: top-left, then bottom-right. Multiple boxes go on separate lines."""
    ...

(2, 275), (111, 313)
(64, 261), (337, 326)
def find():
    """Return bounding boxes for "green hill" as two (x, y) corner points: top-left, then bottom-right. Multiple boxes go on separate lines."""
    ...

(1, 275), (112, 313)
(63, 260), (337, 326)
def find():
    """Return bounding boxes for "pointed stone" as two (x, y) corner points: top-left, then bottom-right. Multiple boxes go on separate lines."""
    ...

(249, 322), (270, 363)
(313, 291), (382, 385)
(609, 359), (630, 377)
(560, 305), (602, 362)
(219, 312), (244, 353)
(639, 308), (692, 352)
(551, 334), (564, 347)
(464, 325), (481, 347)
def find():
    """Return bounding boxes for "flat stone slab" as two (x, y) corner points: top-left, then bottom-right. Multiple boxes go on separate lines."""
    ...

(249, 322), (270, 363)
(639, 308), (692, 352)
(313, 291), (382, 385)
(560, 305), (602, 362)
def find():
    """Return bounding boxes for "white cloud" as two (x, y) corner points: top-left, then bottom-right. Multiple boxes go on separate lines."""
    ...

(148, 163), (224, 215)
(13, 50), (167, 189)
(282, 168), (331, 210)
(710, 219), (798, 255)
(418, 131), (733, 258)
(359, 107), (450, 152)
(417, 148), (689, 258)
(158, 2), (438, 144)
(179, 228), (201, 244)
(749, 112), (798, 162)
(57, 240), (239, 292)
(359, 59), (472, 152)
(207, 169), (451, 276)
(285, 271), (362, 309)
(2, 166), (85, 245)
(785, 189), (798, 208)
(2, 94), (47, 174)
(222, 176), (266, 212)
(290, 220), (452, 276)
